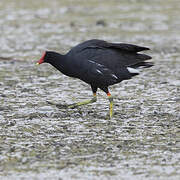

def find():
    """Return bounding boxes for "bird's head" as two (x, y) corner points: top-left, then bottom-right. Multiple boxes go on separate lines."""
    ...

(36, 51), (56, 65)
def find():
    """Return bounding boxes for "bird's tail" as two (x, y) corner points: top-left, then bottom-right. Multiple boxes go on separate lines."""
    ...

(126, 53), (153, 76)
(130, 61), (154, 69)
(130, 52), (153, 69)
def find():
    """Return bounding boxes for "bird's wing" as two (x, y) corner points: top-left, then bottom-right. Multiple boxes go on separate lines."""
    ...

(78, 59), (119, 86)
(73, 40), (152, 69)
(77, 39), (150, 53)
(102, 42), (150, 52)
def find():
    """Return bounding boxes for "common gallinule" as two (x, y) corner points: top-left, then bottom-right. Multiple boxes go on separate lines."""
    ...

(37, 39), (153, 118)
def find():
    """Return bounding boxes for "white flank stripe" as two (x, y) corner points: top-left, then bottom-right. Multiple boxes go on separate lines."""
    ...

(96, 69), (103, 74)
(127, 67), (140, 74)
(111, 74), (118, 79)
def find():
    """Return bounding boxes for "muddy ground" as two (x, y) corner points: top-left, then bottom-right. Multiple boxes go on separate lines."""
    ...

(0, 0), (180, 179)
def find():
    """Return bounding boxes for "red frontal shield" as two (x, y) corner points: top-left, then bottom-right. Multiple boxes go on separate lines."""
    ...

(37, 52), (46, 64)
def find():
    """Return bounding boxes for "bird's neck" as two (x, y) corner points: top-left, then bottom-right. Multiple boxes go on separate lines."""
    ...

(49, 53), (71, 76)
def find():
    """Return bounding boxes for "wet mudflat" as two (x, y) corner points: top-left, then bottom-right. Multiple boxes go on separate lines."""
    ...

(0, 0), (180, 179)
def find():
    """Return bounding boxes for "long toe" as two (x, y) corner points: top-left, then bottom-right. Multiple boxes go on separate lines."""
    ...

(67, 103), (79, 109)
(46, 101), (69, 109)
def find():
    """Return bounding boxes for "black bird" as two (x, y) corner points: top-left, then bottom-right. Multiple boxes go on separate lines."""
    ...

(37, 39), (153, 118)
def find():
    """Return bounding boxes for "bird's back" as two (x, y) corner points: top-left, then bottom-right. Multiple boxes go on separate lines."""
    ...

(67, 39), (151, 66)
(66, 39), (152, 86)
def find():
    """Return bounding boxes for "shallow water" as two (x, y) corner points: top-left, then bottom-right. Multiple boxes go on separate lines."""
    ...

(0, 0), (180, 179)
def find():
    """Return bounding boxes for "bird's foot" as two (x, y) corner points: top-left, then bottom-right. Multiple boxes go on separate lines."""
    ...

(47, 97), (97, 109)
(68, 97), (97, 109)
(46, 101), (88, 109)
(67, 103), (79, 109)
(105, 112), (113, 120)
(46, 101), (69, 109)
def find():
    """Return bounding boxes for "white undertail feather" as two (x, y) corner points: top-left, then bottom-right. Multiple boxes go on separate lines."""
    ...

(127, 67), (140, 74)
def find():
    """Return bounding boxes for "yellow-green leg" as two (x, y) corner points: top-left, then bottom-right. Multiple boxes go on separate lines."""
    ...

(107, 92), (113, 119)
(68, 93), (97, 108)
(47, 85), (98, 109)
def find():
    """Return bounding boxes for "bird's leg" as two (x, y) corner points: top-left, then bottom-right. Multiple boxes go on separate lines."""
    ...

(107, 92), (113, 119)
(47, 94), (96, 109)
(47, 86), (98, 109)
(99, 87), (114, 119)
(68, 85), (98, 108)
(68, 93), (97, 108)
